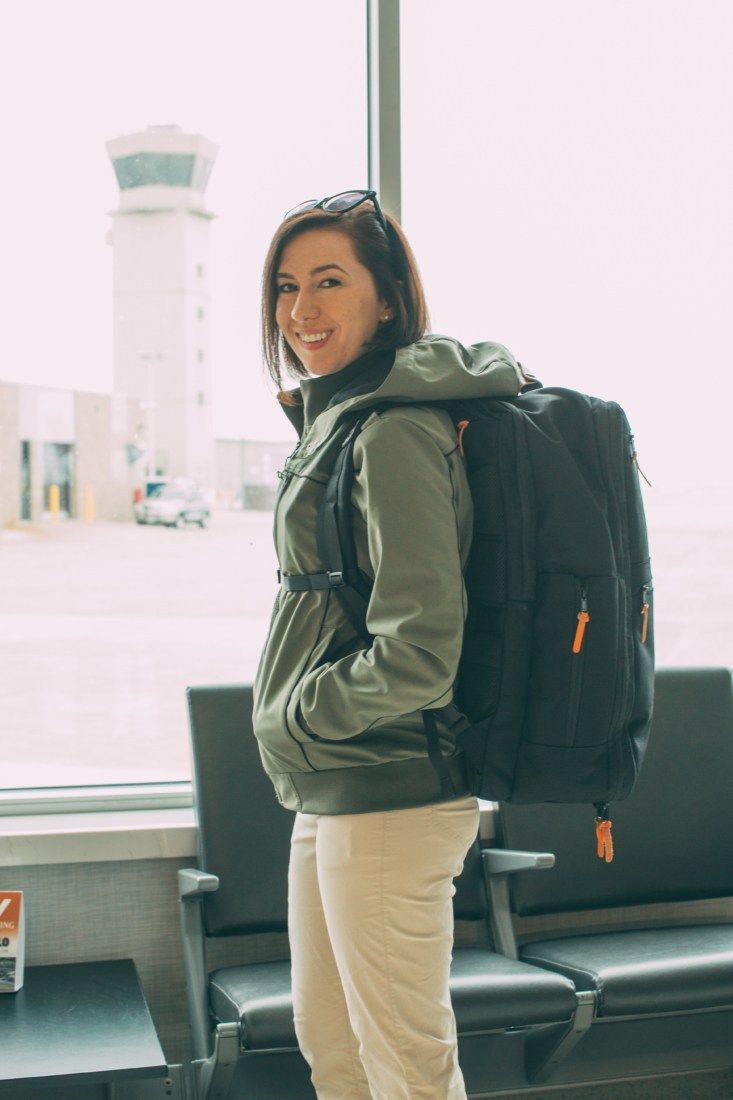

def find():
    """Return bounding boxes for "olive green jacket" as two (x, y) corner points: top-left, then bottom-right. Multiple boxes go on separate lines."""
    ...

(252, 334), (523, 813)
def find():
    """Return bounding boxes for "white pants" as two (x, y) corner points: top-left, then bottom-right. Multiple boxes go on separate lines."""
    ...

(288, 794), (480, 1099)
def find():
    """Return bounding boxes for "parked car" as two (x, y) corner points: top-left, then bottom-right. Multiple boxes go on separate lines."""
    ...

(134, 483), (210, 529)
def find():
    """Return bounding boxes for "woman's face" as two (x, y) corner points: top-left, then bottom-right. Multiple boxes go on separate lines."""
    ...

(275, 227), (393, 377)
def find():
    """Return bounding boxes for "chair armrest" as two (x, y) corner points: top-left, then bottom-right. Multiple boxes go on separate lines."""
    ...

(481, 849), (554, 960)
(483, 849), (555, 875)
(478, 801), (497, 841)
(179, 867), (220, 899)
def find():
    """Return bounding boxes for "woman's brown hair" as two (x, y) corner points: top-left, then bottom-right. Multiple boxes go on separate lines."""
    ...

(260, 201), (430, 403)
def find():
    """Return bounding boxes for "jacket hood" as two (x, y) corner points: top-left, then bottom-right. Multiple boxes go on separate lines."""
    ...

(278, 333), (523, 442)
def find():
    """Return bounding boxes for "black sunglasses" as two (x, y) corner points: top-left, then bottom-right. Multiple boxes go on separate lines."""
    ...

(282, 189), (389, 236)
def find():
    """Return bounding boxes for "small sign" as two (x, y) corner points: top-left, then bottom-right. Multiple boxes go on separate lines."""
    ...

(126, 442), (144, 465)
(0, 891), (25, 993)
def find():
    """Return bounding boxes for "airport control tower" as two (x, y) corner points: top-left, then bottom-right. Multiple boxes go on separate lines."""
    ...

(106, 124), (219, 488)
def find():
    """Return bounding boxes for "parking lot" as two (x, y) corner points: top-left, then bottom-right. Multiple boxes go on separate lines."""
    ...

(1, 485), (731, 789)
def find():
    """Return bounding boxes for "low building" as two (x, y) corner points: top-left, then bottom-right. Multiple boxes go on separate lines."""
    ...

(0, 379), (292, 526)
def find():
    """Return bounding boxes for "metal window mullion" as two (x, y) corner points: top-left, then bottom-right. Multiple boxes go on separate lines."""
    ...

(367, 0), (401, 223)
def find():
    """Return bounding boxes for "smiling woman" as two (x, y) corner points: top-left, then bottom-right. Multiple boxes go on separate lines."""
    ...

(260, 196), (429, 395)
(252, 187), (527, 1099)
(275, 230), (393, 376)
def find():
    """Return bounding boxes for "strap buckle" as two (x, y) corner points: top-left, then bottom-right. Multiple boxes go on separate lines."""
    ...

(277, 568), (345, 590)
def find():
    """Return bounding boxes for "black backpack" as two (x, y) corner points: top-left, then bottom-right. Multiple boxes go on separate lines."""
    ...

(315, 379), (655, 862)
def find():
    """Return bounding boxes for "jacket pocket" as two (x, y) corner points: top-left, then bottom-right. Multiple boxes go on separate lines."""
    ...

(282, 593), (365, 743)
(523, 573), (621, 748)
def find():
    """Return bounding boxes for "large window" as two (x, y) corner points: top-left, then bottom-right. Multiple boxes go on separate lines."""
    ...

(1, 0), (367, 792)
(4, 0), (730, 800)
(401, 0), (733, 668)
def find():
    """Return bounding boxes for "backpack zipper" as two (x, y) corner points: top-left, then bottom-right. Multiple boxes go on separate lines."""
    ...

(456, 419), (470, 456)
(594, 801), (614, 862)
(628, 432), (652, 487)
(572, 586), (590, 653)
(640, 582), (652, 643)
(566, 583), (589, 746)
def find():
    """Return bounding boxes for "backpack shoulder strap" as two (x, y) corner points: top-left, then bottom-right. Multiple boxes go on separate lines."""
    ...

(315, 411), (374, 642)
(317, 402), (469, 798)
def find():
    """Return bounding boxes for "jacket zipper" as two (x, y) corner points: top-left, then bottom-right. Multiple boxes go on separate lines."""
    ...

(566, 582), (589, 746)
(273, 433), (310, 569)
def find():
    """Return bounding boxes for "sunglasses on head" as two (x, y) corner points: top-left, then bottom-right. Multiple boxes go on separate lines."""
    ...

(282, 189), (389, 236)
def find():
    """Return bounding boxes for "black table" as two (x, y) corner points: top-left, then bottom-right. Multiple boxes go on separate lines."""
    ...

(0, 958), (169, 1097)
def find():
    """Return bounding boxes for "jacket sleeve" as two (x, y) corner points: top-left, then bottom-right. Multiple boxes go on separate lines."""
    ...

(285, 412), (469, 741)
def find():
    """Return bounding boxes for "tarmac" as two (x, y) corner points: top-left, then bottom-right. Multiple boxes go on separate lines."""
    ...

(1, 485), (730, 789)
(0, 509), (278, 787)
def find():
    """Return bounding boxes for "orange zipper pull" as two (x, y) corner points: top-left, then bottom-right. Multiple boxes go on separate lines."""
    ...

(572, 612), (590, 653)
(629, 433), (652, 487)
(640, 583), (651, 644)
(594, 803), (614, 862)
(456, 419), (470, 457)
(595, 818), (614, 862)
(572, 587), (590, 653)
(632, 453), (652, 487)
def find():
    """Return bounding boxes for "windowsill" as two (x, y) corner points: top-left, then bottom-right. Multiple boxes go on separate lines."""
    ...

(0, 803), (497, 867)
(0, 807), (198, 867)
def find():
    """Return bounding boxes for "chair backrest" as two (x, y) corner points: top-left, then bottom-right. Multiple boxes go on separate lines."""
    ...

(186, 684), (293, 936)
(186, 683), (489, 933)
(497, 667), (733, 916)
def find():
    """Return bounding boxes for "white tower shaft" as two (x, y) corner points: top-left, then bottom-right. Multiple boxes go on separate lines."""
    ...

(106, 124), (219, 489)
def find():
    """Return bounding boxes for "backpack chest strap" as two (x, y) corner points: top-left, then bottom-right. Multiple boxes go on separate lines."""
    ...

(277, 569), (345, 591)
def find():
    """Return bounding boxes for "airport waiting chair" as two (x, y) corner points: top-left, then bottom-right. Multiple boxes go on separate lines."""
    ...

(179, 683), (598, 1100)
(483, 667), (733, 1087)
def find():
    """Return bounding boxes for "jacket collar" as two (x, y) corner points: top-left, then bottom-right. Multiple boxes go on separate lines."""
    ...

(279, 397), (305, 439)
(277, 346), (396, 440)
(276, 334), (524, 446)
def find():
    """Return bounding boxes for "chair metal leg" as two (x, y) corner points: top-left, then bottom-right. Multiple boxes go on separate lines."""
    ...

(524, 990), (596, 1084)
(194, 1022), (241, 1100)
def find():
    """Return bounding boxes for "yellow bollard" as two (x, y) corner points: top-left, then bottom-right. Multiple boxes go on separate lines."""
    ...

(83, 485), (94, 522)
(49, 484), (60, 521)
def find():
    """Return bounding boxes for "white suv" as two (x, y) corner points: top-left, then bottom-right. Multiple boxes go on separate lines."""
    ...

(135, 484), (210, 529)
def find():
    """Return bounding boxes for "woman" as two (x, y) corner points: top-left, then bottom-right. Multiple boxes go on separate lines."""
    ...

(253, 190), (524, 1099)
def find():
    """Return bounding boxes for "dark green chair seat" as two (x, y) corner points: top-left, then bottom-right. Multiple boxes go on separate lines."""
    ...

(520, 924), (733, 1018)
(450, 948), (576, 1031)
(209, 948), (577, 1051)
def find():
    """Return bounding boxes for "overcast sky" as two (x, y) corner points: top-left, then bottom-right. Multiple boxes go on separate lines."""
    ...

(3, 0), (731, 485)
